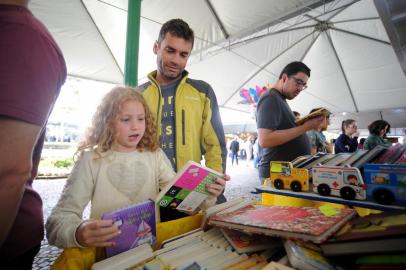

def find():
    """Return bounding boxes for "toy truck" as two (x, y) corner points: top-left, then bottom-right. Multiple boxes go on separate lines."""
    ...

(269, 161), (309, 192)
(363, 164), (406, 205)
(312, 166), (366, 200)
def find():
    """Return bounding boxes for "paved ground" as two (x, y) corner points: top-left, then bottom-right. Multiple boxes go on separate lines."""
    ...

(32, 158), (261, 269)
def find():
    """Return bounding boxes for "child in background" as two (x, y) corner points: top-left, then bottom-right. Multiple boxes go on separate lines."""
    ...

(335, 119), (359, 153)
(46, 87), (228, 249)
(364, 120), (392, 150)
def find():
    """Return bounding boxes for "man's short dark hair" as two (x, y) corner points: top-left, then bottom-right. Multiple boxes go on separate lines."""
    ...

(368, 120), (390, 136)
(158, 19), (194, 47)
(279, 61), (311, 79)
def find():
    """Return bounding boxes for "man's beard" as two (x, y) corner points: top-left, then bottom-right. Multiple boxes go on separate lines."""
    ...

(158, 59), (182, 81)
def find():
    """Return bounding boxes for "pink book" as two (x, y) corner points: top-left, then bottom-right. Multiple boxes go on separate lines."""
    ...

(156, 161), (223, 214)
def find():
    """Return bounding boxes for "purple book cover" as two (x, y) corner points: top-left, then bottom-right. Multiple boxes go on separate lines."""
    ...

(101, 199), (156, 257)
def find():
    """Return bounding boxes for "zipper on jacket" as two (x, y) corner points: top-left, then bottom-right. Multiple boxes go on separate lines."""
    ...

(182, 109), (186, 145)
(156, 86), (162, 129)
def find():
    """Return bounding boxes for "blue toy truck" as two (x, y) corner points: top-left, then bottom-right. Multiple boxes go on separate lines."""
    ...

(363, 164), (406, 205)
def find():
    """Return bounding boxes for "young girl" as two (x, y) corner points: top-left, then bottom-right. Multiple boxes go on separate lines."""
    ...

(334, 119), (359, 153)
(46, 87), (227, 249)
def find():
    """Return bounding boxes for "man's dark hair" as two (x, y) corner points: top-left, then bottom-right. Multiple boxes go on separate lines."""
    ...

(293, 111), (300, 117)
(279, 61), (311, 79)
(158, 19), (194, 47)
(368, 120), (391, 136)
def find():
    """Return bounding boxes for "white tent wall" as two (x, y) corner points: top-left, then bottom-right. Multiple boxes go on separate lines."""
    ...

(30, 0), (406, 131)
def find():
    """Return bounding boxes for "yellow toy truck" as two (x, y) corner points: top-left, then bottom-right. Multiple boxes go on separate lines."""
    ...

(269, 161), (309, 192)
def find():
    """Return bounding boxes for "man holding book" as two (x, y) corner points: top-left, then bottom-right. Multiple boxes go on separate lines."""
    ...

(256, 61), (324, 184)
(141, 19), (227, 219)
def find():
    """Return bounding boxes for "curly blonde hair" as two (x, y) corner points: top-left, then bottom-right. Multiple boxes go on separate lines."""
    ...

(76, 86), (159, 159)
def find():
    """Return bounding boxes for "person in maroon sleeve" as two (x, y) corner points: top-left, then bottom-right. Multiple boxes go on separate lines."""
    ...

(0, 0), (66, 268)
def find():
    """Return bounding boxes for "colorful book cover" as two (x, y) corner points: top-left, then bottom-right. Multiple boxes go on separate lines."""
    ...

(101, 199), (156, 257)
(372, 144), (404, 164)
(284, 240), (336, 270)
(208, 204), (356, 243)
(156, 161), (222, 213)
(220, 228), (281, 254)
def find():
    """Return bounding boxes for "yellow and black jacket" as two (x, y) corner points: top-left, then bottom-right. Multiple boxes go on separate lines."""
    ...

(140, 70), (227, 173)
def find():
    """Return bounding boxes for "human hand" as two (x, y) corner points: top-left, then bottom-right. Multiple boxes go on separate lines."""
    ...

(75, 219), (121, 248)
(352, 131), (360, 138)
(303, 116), (325, 131)
(206, 174), (230, 197)
(325, 142), (333, 153)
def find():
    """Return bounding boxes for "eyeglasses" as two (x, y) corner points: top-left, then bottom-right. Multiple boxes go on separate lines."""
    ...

(289, 76), (308, 90)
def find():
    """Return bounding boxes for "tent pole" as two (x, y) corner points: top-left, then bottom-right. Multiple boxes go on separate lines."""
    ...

(125, 0), (141, 87)
(325, 31), (359, 112)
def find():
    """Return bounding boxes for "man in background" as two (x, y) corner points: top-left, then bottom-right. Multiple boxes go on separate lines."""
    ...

(0, 0), (66, 268)
(256, 61), (324, 183)
(229, 137), (240, 166)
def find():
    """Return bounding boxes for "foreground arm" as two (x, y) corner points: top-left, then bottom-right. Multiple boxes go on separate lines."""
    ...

(0, 118), (42, 245)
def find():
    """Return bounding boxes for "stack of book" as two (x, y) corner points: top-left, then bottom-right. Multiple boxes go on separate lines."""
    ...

(319, 212), (406, 269)
(94, 192), (405, 269)
(207, 201), (357, 244)
(371, 144), (406, 165)
(144, 227), (284, 270)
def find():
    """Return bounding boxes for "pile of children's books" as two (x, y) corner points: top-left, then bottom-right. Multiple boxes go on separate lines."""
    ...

(91, 197), (380, 270)
(91, 159), (406, 270)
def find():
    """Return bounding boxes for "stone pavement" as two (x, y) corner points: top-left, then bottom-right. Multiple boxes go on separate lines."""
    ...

(32, 158), (261, 269)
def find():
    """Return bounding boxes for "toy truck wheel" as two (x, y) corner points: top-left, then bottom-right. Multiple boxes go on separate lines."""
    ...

(340, 186), (356, 200)
(373, 189), (395, 205)
(317, 184), (331, 196)
(274, 179), (284, 189)
(290, 181), (302, 192)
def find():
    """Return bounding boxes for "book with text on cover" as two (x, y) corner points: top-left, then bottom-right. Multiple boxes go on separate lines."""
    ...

(295, 108), (331, 126)
(208, 204), (356, 244)
(156, 160), (223, 214)
(101, 199), (156, 258)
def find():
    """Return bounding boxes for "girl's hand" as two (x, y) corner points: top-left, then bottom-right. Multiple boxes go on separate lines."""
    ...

(75, 219), (121, 247)
(206, 174), (230, 197)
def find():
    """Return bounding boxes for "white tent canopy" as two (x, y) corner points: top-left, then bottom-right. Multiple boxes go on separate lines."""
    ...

(30, 0), (406, 130)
